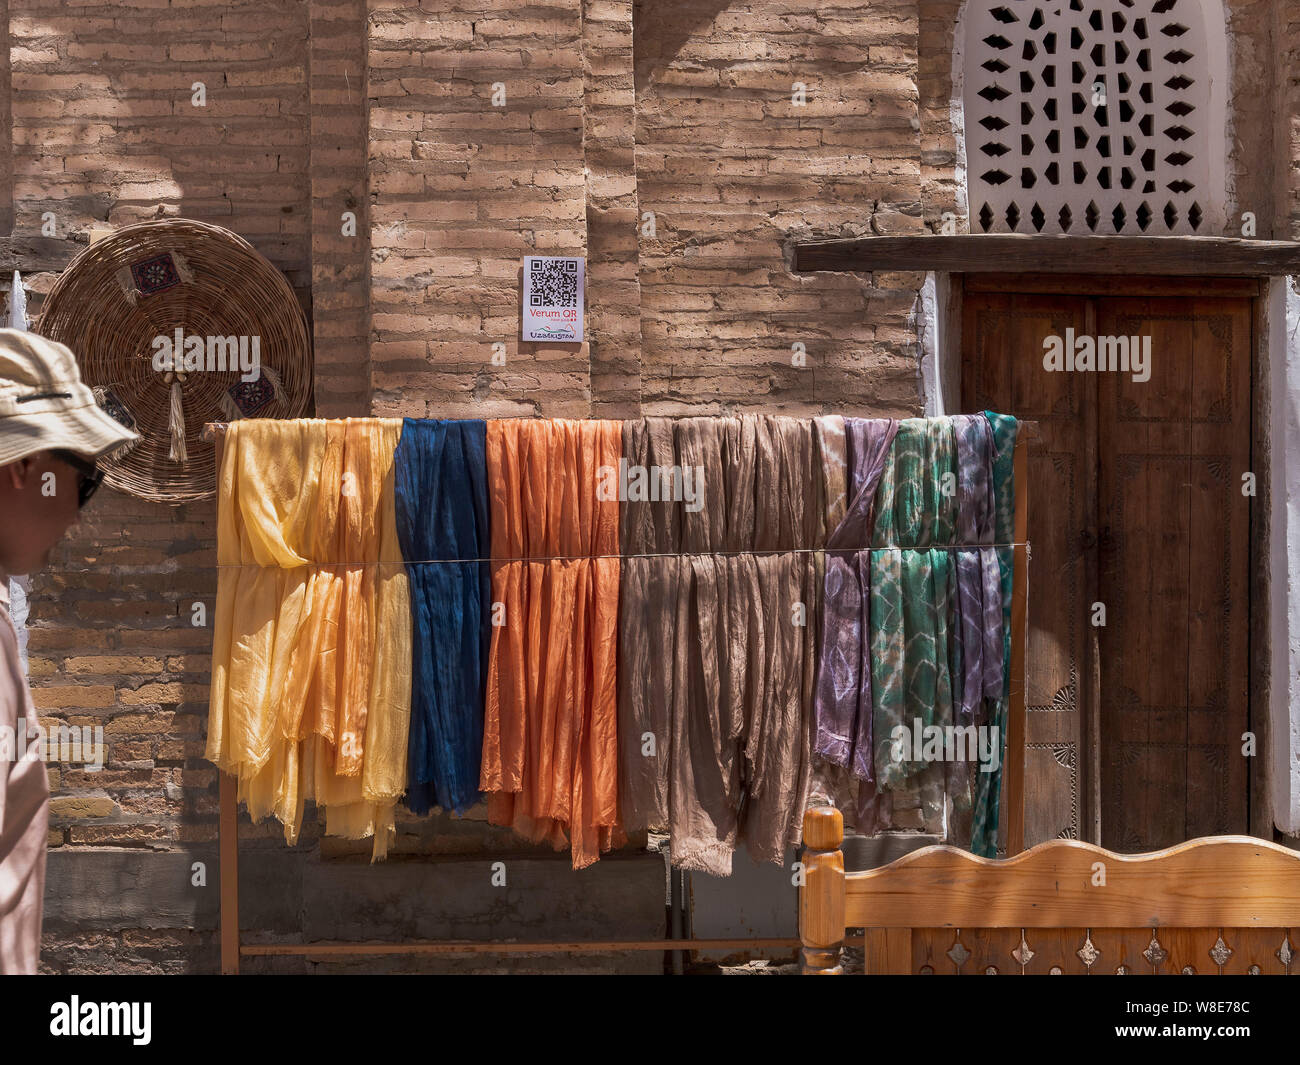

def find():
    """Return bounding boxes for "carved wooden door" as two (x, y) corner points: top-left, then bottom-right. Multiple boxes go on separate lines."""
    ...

(962, 281), (1252, 851)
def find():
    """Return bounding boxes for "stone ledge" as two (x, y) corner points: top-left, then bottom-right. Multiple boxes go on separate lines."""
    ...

(43, 846), (667, 973)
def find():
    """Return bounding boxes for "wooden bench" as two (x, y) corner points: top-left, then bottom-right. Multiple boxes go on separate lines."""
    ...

(798, 805), (1300, 974)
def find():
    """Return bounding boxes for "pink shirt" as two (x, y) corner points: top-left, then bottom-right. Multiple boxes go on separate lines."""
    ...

(0, 578), (47, 974)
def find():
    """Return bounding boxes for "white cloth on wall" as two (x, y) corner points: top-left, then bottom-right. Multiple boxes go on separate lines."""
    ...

(7, 275), (29, 674)
(8, 578), (28, 674)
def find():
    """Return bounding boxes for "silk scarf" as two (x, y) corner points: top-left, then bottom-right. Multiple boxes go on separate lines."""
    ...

(394, 419), (490, 817)
(207, 418), (411, 861)
(479, 418), (623, 870)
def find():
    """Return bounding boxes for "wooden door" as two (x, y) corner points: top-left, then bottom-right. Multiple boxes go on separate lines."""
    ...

(962, 282), (1253, 851)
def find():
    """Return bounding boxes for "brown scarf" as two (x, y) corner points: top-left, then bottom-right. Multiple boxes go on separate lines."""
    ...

(619, 415), (824, 874)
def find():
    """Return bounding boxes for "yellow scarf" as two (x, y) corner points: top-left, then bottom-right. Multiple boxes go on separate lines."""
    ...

(206, 418), (411, 860)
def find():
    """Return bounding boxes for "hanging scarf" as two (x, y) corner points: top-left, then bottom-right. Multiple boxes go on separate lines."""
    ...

(394, 419), (490, 817)
(617, 415), (823, 875)
(971, 411), (1019, 857)
(813, 418), (898, 778)
(745, 416), (823, 865)
(807, 416), (859, 816)
(479, 418), (623, 870)
(867, 419), (956, 817)
(952, 413), (1003, 722)
(207, 418), (411, 861)
(852, 417), (981, 841)
(815, 416), (848, 534)
(618, 417), (679, 835)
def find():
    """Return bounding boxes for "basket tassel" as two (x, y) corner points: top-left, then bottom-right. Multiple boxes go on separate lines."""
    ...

(217, 389), (243, 422)
(263, 363), (288, 404)
(167, 376), (187, 463)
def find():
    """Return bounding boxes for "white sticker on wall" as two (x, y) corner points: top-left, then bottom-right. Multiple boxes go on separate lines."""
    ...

(522, 255), (584, 342)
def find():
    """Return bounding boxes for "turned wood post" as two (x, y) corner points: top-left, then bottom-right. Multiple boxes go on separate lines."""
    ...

(207, 423), (240, 975)
(800, 804), (845, 974)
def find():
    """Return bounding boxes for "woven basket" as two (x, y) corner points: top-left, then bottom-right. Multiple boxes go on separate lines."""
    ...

(36, 218), (312, 503)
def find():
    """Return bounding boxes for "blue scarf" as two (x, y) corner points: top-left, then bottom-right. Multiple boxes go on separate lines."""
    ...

(394, 419), (490, 815)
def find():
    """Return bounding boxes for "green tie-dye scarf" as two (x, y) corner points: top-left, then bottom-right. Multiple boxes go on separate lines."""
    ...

(970, 411), (1018, 857)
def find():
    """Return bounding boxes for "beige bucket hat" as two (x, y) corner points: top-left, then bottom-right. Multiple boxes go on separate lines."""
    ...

(0, 328), (140, 466)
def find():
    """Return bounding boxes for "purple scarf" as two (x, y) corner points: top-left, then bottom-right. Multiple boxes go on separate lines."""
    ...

(813, 418), (898, 779)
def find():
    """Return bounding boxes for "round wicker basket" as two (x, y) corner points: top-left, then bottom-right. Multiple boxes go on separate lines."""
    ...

(36, 218), (312, 503)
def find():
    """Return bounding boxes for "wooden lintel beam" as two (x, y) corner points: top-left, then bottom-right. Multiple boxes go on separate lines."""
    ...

(792, 235), (1300, 276)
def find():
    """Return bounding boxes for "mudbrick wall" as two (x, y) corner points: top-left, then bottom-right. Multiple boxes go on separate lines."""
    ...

(4, 0), (1297, 972)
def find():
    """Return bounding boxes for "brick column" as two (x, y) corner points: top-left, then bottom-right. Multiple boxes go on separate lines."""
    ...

(368, 0), (592, 419)
(582, 0), (642, 417)
(309, 0), (371, 416)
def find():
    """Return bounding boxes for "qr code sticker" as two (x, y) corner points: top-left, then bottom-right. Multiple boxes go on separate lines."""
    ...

(529, 258), (579, 308)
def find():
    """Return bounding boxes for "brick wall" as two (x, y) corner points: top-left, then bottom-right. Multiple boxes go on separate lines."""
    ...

(310, 0), (372, 415)
(1285, 0), (1300, 239)
(368, 0), (594, 418)
(13, 0), (314, 972)
(11, 0), (310, 256)
(1225, 0), (1280, 237)
(6, 0), (1297, 972)
(366, 0), (927, 420)
(632, 0), (923, 415)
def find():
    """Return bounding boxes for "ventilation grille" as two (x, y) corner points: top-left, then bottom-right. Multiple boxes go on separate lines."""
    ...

(964, 0), (1218, 235)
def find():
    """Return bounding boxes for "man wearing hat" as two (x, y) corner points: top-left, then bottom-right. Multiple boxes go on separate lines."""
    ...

(0, 329), (138, 973)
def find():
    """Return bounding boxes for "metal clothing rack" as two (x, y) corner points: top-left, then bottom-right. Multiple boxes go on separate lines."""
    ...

(201, 419), (1034, 975)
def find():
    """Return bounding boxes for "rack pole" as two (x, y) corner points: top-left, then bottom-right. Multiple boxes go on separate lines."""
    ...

(219, 772), (239, 974)
(206, 423), (240, 975)
(200, 418), (1035, 966)
(1004, 424), (1032, 856)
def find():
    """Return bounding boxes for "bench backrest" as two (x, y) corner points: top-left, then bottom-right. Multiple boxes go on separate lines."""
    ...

(798, 805), (1300, 974)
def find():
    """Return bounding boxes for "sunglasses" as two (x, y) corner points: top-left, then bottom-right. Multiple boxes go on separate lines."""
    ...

(48, 449), (104, 508)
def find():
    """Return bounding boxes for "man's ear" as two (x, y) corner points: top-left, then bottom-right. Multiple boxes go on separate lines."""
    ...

(4, 456), (35, 491)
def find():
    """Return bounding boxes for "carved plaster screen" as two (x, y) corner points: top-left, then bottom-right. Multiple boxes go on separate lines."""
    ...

(962, 0), (1227, 235)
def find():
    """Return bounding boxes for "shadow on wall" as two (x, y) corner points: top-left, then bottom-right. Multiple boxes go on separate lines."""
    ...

(15, 1), (318, 973)
(15, 10), (314, 275)
(633, 0), (737, 93)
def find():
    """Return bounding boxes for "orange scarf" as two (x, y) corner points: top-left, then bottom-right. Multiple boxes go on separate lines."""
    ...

(480, 419), (623, 869)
